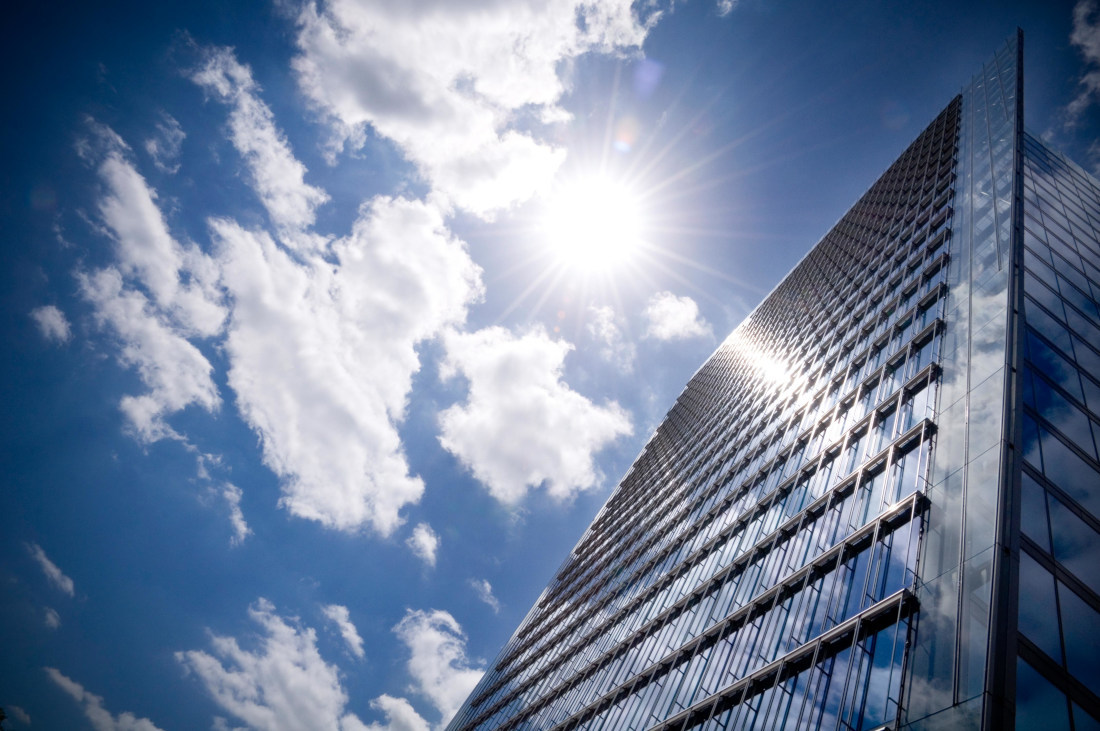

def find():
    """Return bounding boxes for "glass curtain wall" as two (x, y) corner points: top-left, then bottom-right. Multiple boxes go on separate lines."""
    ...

(450, 93), (960, 731)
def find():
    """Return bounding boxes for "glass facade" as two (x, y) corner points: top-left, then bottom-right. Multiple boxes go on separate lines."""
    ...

(447, 32), (1100, 731)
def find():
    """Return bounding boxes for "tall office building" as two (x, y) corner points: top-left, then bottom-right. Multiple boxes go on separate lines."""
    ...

(448, 32), (1100, 730)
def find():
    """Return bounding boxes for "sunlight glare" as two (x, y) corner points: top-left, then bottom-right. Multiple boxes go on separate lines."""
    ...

(541, 174), (645, 272)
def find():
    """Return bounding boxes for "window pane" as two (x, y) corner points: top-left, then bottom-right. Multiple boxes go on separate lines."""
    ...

(1018, 552), (1063, 663)
(1037, 424), (1100, 518)
(1019, 472), (1051, 553)
(1014, 656), (1071, 731)
(1048, 496), (1100, 596)
(1073, 702), (1100, 731)
(1058, 581), (1100, 697)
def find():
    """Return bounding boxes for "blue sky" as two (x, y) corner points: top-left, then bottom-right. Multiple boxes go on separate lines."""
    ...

(2, 1), (1099, 729)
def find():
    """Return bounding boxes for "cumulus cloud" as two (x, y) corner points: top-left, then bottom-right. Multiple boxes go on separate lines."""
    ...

(394, 609), (483, 726)
(643, 291), (713, 340)
(586, 305), (635, 372)
(26, 542), (75, 597)
(469, 579), (500, 614)
(291, 0), (655, 215)
(30, 304), (72, 344)
(439, 326), (632, 504)
(1067, 1), (1100, 130)
(79, 268), (221, 442)
(321, 603), (365, 659)
(45, 606), (62, 629)
(46, 667), (167, 731)
(213, 195), (481, 534)
(406, 523), (439, 567)
(191, 47), (330, 240)
(144, 111), (186, 173)
(222, 483), (251, 546)
(177, 598), (366, 731)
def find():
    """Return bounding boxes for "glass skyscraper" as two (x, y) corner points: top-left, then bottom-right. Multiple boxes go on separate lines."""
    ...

(448, 32), (1100, 730)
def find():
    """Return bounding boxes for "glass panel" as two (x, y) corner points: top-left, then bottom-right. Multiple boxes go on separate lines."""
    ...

(1073, 702), (1100, 731)
(1014, 656), (1071, 731)
(1057, 581), (1100, 697)
(1048, 496), (1100, 595)
(1019, 472), (1051, 553)
(1017, 551), (1063, 662)
(1031, 371), (1098, 460)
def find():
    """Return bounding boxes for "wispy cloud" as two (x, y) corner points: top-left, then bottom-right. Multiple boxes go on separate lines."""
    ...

(75, 120), (225, 442)
(47, 667), (167, 731)
(222, 483), (251, 546)
(79, 268), (220, 442)
(349, 695), (430, 731)
(177, 598), (367, 730)
(79, 120), (226, 337)
(191, 47), (329, 242)
(322, 603), (365, 659)
(468, 579), (500, 614)
(439, 326), (632, 504)
(143, 111), (186, 174)
(30, 305), (72, 344)
(586, 305), (635, 373)
(291, 0), (655, 216)
(5, 706), (31, 726)
(393, 609), (483, 727)
(26, 542), (75, 597)
(1067, 1), (1100, 130)
(406, 523), (440, 568)
(643, 291), (713, 341)
(44, 606), (62, 629)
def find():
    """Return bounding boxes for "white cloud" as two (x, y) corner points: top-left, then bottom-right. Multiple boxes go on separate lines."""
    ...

(1068, 1), (1100, 129)
(406, 523), (440, 567)
(74, 120), (226, 442)
(322, 604), (365, 659)
(394, 610), (483, 726)
(212, 194), (481, 535)
(45, 606), (62, 629)
(291, 0), (656, 215)
(469, 579), (500, 614)
(191, 47), (330, 241)
(26, 542), (75, 597)
(46, 667), (167, 731)
(222, 483), (252, 546)
(6, 705), (31, 726)
(144, 111), (186, 173)
(349, 695), (431, 731)
(212, 718), (247, 731)
(586, 305), (635, 372)
(79, 267), (220, 443)
(82, 120), (226, 337)
(177, 598), (367, 731)
(642, 291), (713, 341)
(30, 304), (72, 344)
(438, 326), (632, 504)
(716, 0), (737, 16)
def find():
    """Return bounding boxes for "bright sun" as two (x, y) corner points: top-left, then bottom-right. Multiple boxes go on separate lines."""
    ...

(540, 174), (645, 272)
